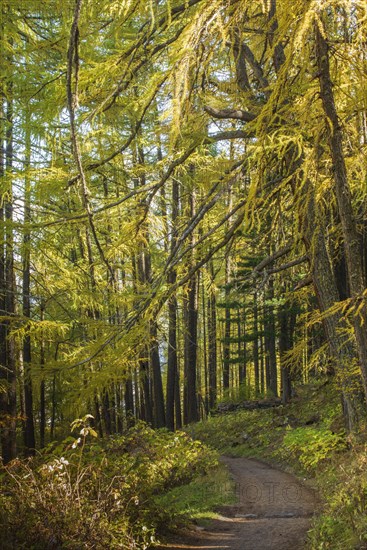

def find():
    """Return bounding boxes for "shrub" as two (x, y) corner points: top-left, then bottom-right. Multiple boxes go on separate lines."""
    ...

(0, 419), (217, 549)
(279, 427), (346, 472)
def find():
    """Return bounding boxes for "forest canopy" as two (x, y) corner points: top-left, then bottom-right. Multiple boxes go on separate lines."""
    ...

(1, 0), (367, 462)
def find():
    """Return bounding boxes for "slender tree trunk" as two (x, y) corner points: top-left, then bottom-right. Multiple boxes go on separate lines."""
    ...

(0, 99), (8, 461)
(50, 375), (57, 440)
(150, 322), (165, 428)
(183, 190), (199, 424)
(223, 249), (231, 392)
(94, 394), (103, 438)
(184, 273), (199, 423)
(241, 306), (247, 385)
(39, 302), (46, 448)
(166, 292), (178, 430)
(0, 93), (17, 463)
(202, 288), (209, 414)
(253, 294), (260, 397)
(174, 361), (182, 429)
(125, 376), (134, 428)
(22, 109), (35, 455)
(133, 369), (140, 420)
(279, 297), (294, 404)
(140, 359), (153, 424)
(102, 391), (111, 435)
(266, 278), (278, 396)
(166, 179), (179, 430)
(208, 267), (217, 409)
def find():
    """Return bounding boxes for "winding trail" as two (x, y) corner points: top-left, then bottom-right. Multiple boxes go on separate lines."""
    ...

(157, 456), (318, 550)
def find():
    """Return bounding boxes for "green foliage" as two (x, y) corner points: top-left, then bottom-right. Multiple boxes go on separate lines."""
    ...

(152, 465), (234, 530)
(309, 448), (367, 549)
(0, 421), (217, 549)
(279, 427), (347, 472)
(188, 407), (277, 457)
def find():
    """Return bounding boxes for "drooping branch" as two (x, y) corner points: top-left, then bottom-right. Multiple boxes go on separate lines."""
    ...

(43, 142), (199, 228)
(66, 76), (167, 187)
(164, 159), (245, 270)
(56, 210), (245, 373)
(66, 0), (115, 283)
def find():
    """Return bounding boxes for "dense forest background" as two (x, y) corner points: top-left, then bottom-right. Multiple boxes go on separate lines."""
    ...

(1, 0), (367, 464)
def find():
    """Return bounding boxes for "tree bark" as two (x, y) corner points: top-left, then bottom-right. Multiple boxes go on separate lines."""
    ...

(266, 277), (278, 396)
(166, 179), (179, 430)
(253, 293), (260, 397)
(0, 93), (17, 463)
(150, 322), (166, 428)
(316, 22), (367, 403)
(22, 108), (35, 455)
(208, 265), (217, 409)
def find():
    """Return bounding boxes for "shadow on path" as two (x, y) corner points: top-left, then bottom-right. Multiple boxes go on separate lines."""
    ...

(156, 456), (318, 550)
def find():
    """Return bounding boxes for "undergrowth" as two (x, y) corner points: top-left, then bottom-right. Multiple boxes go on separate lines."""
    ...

(0, 419), (217, 549)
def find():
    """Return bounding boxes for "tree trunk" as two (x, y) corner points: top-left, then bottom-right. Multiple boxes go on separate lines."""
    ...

(125, 376), (134, 427)
(39, 302), (46, 448)
(22, 108), (35, 455)
(184, 273), (199, 423)
(150, 322), (166, 428)
(266, 278), (278, 396)
(208, 267), (217, 409)
(316, 23), (367, 403)
(302, 179), (360, 431)
(253, 293), (260, 396)
(223, 251), (231, 393)
(279, 296), (295, 404)
(0, 94), (17, 463)
(166, 179), (179, 430)
(183, 189), (199, 424)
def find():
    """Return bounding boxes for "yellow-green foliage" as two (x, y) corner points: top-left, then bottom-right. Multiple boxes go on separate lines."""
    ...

(309, 447), (367, 549)
(280, 427), (346, 472)
(153, 464), (234, 528)
(188, 408), (277, 457)
(0, 422), (217, 550)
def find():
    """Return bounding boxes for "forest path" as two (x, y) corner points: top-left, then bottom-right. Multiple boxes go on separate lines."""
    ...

(156, 456), (318, 550)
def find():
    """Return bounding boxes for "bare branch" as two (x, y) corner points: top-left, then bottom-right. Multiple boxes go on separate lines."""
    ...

(252, 243), (293, 275)
(241, 43), (269, 89)
(205, 129), (252, 143)
(269, 255), (308, 274)
(294, 276), (313, 291)
(204, 105), (256, 122)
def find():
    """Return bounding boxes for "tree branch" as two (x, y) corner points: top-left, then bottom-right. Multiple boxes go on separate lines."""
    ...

(204, 105), (256, 122)
(205, 129), (252, 143)
(252, 243), (293, 275)
(269, 254), (308, 274)
(293, 275), (313, 291)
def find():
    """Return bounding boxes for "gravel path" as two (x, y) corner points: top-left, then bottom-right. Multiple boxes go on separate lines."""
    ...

(156, 456), (318, 550)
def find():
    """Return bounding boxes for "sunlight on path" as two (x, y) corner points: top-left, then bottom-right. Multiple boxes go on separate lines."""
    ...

(156, 457), (318, 550)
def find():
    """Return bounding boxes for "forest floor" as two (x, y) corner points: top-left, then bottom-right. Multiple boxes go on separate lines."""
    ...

(156, 456), (318, 550)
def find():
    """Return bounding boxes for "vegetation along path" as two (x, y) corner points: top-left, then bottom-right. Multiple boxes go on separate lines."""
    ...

(159, 457), (317, 550)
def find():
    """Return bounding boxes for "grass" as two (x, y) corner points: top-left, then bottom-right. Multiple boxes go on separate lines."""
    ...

(153, 463), (235, 530)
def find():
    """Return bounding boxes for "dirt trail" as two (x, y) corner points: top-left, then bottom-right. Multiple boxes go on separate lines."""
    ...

(157, 456), (318, 550)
